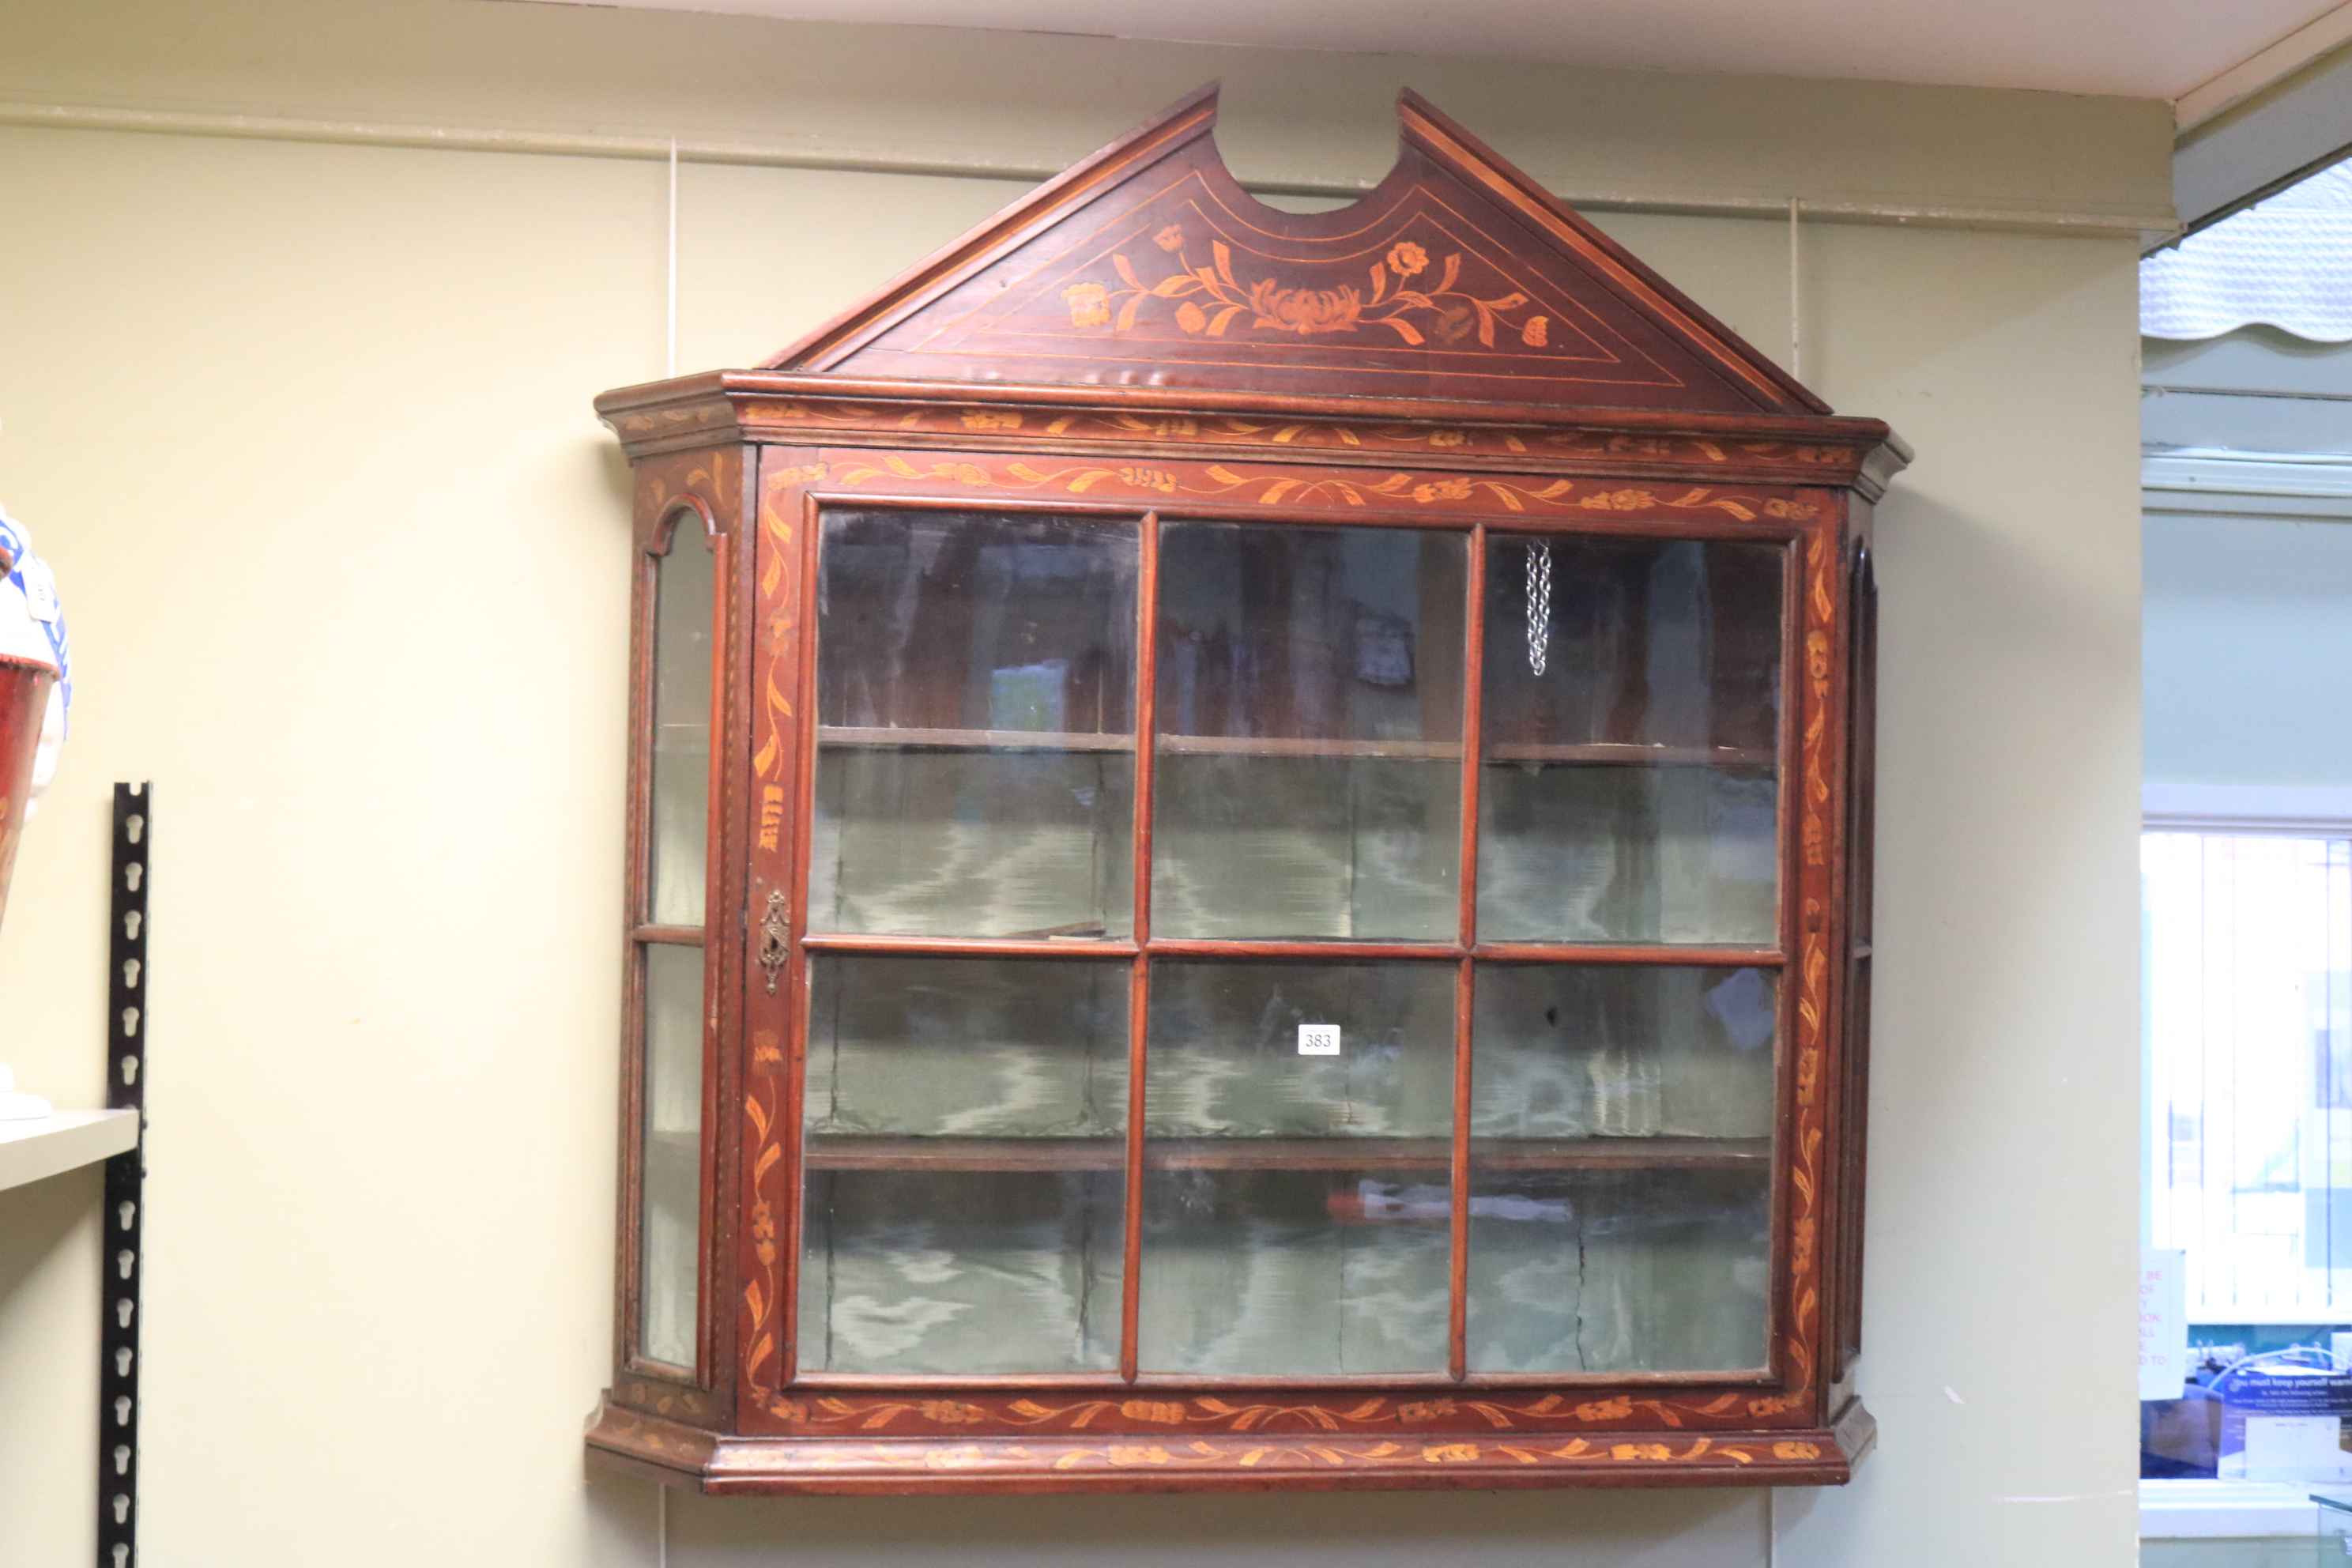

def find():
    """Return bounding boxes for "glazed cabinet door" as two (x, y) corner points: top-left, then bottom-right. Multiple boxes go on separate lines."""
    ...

(784, 501), (1796, 1387)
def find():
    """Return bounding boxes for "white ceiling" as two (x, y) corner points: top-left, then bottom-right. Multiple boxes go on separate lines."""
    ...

(532, 0), (2350, 103)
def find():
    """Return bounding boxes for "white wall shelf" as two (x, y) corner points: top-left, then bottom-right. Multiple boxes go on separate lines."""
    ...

(0, 1110), (139, 1196)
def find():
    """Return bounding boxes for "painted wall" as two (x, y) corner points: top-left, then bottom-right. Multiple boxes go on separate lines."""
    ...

(2144, 513), (2352, 797)
(0, 2), (2156, 1563)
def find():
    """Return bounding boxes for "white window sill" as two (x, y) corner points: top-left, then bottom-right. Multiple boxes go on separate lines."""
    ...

(2141, 1479), (2324, 1540)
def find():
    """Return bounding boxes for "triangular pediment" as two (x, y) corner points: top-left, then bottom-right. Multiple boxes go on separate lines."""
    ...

(768, 85), (1826, 417)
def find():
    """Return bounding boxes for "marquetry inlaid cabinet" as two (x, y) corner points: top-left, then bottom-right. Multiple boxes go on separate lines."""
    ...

(587, 84), (1905, 1494)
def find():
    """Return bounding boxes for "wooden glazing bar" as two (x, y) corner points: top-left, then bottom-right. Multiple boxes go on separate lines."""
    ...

(816, 724), (1135, 752)
(797, 1136), (1770, 1174)
(1472, 942), (1781, 967)
(1449, 525), (1484, 1384)
(631, 923), (708, 946)
(1766, 530), (1806, 1382)
(1157, 734), (1461, 760)
(1127, 1372), (1464, 1390)
(777, 491), (826, 1387)
(1484, 742), (1774, 767)
(797, 933), (1140, 959)
(790, 1373), (1131, 1391)
(1449, 960), (1473, 1383)
(1121, 511), (1160, 1385)
(1456, 1368), (1780, 1390)
(1144, 939), (1461, 962)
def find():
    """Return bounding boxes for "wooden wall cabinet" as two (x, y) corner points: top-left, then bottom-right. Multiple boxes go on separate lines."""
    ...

(587, 85), (1905, 1494)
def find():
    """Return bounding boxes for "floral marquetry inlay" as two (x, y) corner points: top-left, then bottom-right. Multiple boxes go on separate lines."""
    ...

(1072, 232), (1551, 352)
(756, 1389), (1815, 1439)
(796, 449), (1821, 526)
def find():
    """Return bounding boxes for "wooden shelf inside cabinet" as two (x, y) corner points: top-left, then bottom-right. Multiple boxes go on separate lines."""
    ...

(0, 1110), (140, 1196)
(801, 1135), (1772, 1174)
(592, 78), (1907, 1498)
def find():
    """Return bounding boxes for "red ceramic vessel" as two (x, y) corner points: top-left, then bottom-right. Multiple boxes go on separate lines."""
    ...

(0, 655), (55, 931)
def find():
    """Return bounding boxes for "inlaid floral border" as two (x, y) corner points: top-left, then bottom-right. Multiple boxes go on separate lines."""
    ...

(793, 450), (1819, 522)
(752, 1388), (1809, 1439)
(769, 1433), (1831, 1478)
(1786, 530), (1839, 1392)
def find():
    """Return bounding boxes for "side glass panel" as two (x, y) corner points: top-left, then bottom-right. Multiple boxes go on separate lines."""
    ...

(1138, 960), (1454, 1374)
(798, 956), (1129, 1374)
(639, 943), (706, 1368)
(1465, 963), (1775, 1374)
(647, 532), (714, 926)
(1152, 523), (1466, 941)
(1478, 537), (1781, 945)
(808, 510), (1137, 939)
(635, 526), (715, 1371)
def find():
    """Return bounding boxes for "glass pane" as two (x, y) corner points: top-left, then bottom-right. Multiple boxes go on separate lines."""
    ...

(1478, 537), (1781, 944)
(798, 956), (1128, 1374)
(638, 943), (704, 1367)
(808, 509), (1137, 939)
(1464, 1169), (1770, 1375)
(1138, 960), (1453, 1374)
(1153, 523), (1465, 941)
(648, 533), (715, 927)
(1465, 963), (1774, 1374)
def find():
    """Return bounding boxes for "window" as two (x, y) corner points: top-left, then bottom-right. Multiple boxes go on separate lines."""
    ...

(2145, 826), (2352, 1321)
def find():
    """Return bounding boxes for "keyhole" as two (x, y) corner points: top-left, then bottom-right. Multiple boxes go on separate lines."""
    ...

(122, 1006), (139, 1039)
(113, 1396), (131, 1427)
(124, 910), (141, 942)
(116, 1250), (134, 1280)
(112, 1494), (130, 1525)
(120, 1056), (138, 1087)
(116, 1347), (133, 1377)
(116, 1298), (133, 1329)
(112, 1445), (130, 1476)
(125, 862), (141, 892)
(115, 1544), (129, 1568)
(122, 957), (141, 989)
(126, 814), (144, 845)
(119, 1201), (136, 1231)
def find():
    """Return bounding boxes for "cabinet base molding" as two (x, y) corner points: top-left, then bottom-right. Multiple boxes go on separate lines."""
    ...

(587, 1395), (1875, 1494)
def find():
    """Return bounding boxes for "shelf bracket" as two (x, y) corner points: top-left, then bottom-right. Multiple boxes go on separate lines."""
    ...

(99, 782), (149, 1568)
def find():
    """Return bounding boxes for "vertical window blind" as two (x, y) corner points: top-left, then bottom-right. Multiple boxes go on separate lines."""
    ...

(2147, 827), (2352, 1321)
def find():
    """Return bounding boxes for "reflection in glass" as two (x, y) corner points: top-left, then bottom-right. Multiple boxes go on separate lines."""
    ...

(1464, 1168), (1770, 1374)
(808, 510), (1138, 939)
(797, 956), (1128, 1375)
(1144, 961), (1453, 1140)
(804, 956), (1129, 1140)
(1478, 537), (1781, 945)
(1470, 964), (1777, 1140)
(1479, 765), (1776, 943)
(1137, 960), (1453, 1374)
(647, 531), (715, 926)
(1153, 523), (1465, 941)
(639, 943), (704, 1368)
(1465, 963), (1775, 1374)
